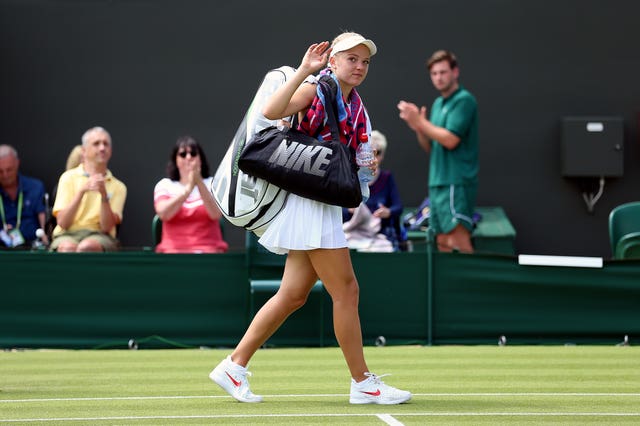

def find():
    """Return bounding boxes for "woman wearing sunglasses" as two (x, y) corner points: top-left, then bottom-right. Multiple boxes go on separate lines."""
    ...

(153, 135), (227, 253)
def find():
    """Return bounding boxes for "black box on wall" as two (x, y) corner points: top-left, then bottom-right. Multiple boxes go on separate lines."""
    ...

(561, 116), (624, 177)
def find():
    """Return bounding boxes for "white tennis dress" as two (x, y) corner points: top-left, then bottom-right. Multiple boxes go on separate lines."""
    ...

(258, 73), (371, 255)
(258, 193), (347, 255)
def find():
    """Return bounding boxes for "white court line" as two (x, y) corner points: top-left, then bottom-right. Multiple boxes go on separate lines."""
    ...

(2, 392), (640, 403)
(377, 413), (405, 426)
(2, 412), (640, 423)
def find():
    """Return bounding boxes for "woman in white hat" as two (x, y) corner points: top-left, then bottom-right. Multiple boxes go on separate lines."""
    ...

(209, 31), (411, 406)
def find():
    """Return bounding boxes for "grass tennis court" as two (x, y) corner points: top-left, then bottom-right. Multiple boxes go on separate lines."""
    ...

(1, 345), (639, 424)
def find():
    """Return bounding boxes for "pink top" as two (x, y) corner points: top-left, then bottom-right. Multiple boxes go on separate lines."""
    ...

(154, 177), (228, 254)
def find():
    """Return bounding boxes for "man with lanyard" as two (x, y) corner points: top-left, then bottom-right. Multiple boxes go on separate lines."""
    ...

(398, 50), (479, 253)
(0, 144), (48, 249)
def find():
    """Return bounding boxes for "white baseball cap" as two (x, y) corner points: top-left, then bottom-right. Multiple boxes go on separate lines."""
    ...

(330, 34), (377, 58)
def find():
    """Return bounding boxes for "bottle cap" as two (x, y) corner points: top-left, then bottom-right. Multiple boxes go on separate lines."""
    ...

(359, 133), (368, 142)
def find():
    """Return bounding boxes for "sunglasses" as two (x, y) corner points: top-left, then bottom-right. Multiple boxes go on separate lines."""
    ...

(178, 149), (199, 158)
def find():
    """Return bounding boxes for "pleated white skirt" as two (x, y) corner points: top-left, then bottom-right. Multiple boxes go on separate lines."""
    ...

(258, 194), (347, 255)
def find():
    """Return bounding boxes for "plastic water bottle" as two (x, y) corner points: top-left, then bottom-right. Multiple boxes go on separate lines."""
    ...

(31, 228), (47, 251)
(355, 133), (374, 202)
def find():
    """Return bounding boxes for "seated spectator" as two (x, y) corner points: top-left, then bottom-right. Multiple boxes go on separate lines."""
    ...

(153, 135), (228, 254)
(66, 145), (83, 170)
(50, 126), (127, 252)
(343, 130), (406, 251)
(0, 144), (48, 249)
(45, 144), (85, 238)
(342, 203), (395, 252)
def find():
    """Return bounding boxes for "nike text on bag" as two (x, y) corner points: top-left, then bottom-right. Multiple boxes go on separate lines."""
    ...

(239, 127), (361, 207)
(238, 78), (362, 208)
(210, 66), (294, 236)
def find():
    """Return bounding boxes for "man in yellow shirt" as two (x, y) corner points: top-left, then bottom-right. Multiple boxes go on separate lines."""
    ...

(50, 126), (127, 252)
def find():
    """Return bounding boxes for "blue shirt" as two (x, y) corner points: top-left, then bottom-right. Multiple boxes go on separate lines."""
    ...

(343, 169), (404, 243)
(364, 170), (403, 231)
(0, 174), (46, 243)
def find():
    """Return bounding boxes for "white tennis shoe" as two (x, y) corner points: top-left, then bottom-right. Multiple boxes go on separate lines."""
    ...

(209, 355), (263, 403)
(349, 372), (412, 405)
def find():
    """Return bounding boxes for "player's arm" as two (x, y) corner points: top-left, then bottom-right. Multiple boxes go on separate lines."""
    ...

(263, 41), (330, 119)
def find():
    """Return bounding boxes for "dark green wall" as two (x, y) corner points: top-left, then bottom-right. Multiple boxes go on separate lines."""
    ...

(2, 0), (640, 256)
(2, 251), (638, 348)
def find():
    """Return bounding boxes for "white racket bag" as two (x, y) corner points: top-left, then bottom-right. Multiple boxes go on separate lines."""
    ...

(211, 66), (295, 236)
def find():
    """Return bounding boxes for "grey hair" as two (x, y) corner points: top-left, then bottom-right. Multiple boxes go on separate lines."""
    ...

(370, 130), (388, 153)
(81, 126), (111, 147)
(0, 144), (18, 160)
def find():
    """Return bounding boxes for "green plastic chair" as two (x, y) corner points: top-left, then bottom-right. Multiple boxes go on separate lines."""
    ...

(608, 201), (640, 259)
(151, 214), (163, 249)
(614, 231), (640, 259)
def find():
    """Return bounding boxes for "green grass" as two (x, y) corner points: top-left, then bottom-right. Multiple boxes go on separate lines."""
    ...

(1, 346), (639, 424)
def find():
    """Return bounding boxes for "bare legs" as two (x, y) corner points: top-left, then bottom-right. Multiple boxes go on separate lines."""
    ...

(230, 247), (369, 382)
(436, 224), (474, 253)
(307, 247), (368, 381)
(55, 237), (104, 252)
(230, 250), (318, 366)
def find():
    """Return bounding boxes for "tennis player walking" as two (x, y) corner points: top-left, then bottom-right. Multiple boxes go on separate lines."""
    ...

(209, 32), (411, 405)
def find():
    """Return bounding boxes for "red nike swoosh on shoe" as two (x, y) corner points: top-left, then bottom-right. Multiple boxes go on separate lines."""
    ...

(362, 389), (381, 396)
(225, 371), (241, 387)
